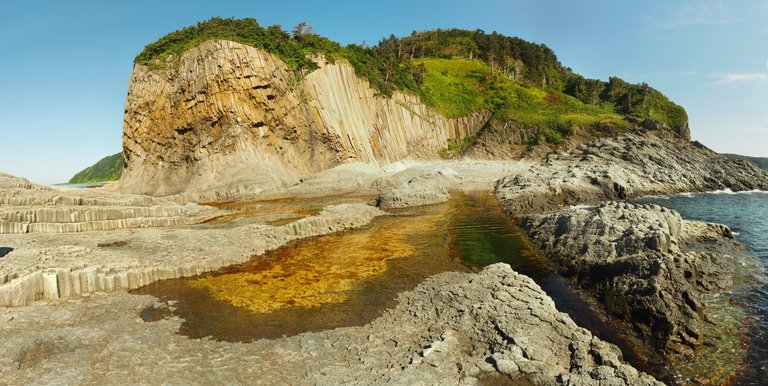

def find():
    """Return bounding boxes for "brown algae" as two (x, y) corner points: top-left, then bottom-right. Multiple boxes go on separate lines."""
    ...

(188, 214), (442, 313)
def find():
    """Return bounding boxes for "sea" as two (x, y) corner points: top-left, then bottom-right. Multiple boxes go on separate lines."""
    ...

(637, 190), (768, 385)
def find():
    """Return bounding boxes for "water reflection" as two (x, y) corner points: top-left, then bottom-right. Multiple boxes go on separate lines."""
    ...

(134, 192), (537, 340)
(134, 190), (644, 382)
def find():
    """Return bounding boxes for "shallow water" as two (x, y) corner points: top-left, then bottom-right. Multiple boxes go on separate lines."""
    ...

(637, 191), (768, 385)
(136, 192), (540, 340)
(54, 182), (109, 189)
(200, 194), (376, 226)
(134, 192), (651, 377)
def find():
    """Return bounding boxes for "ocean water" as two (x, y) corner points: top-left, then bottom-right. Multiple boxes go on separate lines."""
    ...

(637, 190), (768, 385)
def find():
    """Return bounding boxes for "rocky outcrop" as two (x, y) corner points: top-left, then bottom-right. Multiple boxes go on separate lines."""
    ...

(374, 168), (455, 209)
(464, 120), (542, 160)
(521, 202), (738, 355)
(0, 203), (382, 307)
(120, 40), (489, 197)
(0, 172), (217, 234)
(0, 264), (661, 385)
(495, 133), (768, 214)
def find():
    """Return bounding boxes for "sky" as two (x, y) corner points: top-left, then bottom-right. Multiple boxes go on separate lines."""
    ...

(0, 0), (767, 184)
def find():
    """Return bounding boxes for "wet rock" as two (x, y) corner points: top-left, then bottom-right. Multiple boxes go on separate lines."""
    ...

(521, 202), (739, 354)
(0, 203), (383, 307)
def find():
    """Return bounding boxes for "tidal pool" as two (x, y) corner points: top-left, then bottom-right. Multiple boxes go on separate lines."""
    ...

(134, 192), (549, 341)
(134, 191), (651, 381)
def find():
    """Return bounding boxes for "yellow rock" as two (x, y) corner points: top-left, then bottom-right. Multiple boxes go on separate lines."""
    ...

(120, 40), (489, 197)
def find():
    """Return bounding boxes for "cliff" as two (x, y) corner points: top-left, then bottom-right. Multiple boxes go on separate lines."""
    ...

(120, 40), (488, 197)
(723, 153), (768, 170)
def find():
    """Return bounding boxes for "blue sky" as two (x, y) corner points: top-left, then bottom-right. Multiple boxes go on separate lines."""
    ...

(1, 0), (766, 184)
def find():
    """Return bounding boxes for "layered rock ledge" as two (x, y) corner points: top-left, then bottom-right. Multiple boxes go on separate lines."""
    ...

(0, 264), (660, 385)
(0, 200), (382, 307)
(0, 173), (218, 234)
(495, 133), (768, 214)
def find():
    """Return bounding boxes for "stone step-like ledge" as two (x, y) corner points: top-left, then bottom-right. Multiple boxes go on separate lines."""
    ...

(0, 203), (383, 307)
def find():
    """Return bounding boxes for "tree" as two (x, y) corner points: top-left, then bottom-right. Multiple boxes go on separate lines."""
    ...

(292, 21), (314, 40)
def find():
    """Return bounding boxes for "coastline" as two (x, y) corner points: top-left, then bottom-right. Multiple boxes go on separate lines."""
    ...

(3, 133), (768, 384)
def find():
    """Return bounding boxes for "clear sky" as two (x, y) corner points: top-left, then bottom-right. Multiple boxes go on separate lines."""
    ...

(1, 0), (766, 184)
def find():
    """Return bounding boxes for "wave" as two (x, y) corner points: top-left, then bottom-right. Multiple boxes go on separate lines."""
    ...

(641, 194), (670, 200)
(710, 188), (768, 195)
(569, 204), (596, 210)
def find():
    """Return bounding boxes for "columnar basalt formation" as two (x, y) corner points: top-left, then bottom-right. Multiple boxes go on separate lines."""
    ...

(0, 172), (217, 234)
(0, 203), (382, 307)
(0, 264), (661, 385)
(120, 40), (489, 197)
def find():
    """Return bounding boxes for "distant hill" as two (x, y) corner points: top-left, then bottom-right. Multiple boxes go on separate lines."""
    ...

(68, 153), (123, 184)
(723, 153), (768, 170)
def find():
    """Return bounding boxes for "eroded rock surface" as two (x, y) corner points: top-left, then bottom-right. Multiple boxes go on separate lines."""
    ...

(0, 264), (661, 385)
(521, 202), (739, 355)
(375, 169), (455, 209)
(495, 134), (768, 214)
(121, 40), (488, 198)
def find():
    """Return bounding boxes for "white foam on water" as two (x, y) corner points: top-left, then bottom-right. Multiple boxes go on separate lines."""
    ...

(568, 204), (595, 210)
(710, 188), (768, 195)
(642, 194), (670, 200)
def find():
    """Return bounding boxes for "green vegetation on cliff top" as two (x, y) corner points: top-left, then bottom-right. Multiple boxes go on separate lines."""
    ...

(135, 17), (687, 135)
(68, 153), (123, 184)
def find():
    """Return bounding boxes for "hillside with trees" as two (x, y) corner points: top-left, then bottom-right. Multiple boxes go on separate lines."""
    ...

(135, 17), (688, 144)
(68, 153), (123, 184)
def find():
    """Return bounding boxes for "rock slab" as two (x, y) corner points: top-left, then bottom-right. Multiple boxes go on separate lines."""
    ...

(0, 264), (661, 385)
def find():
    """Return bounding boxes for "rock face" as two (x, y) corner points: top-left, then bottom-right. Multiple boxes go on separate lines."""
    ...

(0, 264), (661, 385)
(495, 133), (768, 214)
(0, 172), (217, 234)
(120, 40), (489, 197)
(521, 202), (738, 355)
(463, 120), (542, 160)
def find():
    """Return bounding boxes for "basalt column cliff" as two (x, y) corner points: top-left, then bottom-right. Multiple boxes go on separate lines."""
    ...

(120, 40), (488, 197)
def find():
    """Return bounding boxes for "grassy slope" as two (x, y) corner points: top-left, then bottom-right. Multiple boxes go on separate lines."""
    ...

(68, 153), (123, 184)
(416, 58), (628, 142)
(723, 153), (768, 170)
